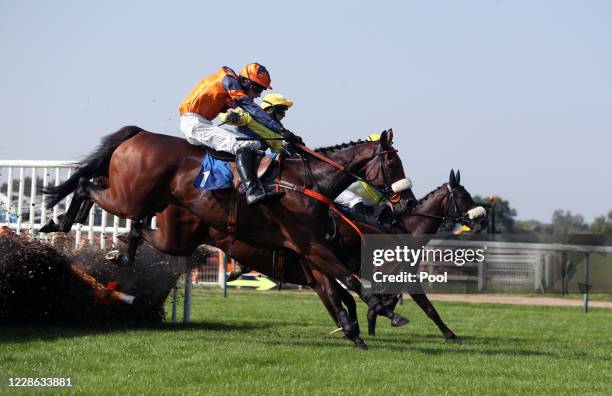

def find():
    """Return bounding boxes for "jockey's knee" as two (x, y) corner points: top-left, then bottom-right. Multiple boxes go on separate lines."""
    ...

(231, 139), (261, 154)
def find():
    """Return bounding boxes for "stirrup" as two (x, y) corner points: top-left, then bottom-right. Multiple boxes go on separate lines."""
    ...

(245, 186), (285, 205)
(245, 186), (266, 205)
(264, 190), (285, 201)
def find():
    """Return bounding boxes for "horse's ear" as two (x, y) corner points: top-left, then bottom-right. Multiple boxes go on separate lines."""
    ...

(380, 130), (390, 150)
(449, 169), (457, 187)
(387, 128), (394, 145)
(456, 169), (461, 185)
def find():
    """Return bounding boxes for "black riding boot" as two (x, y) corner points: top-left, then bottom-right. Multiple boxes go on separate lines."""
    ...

(235, 148), (284, 205)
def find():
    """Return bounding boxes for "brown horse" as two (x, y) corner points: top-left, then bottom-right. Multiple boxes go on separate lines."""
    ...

(42, 126), (416, 349)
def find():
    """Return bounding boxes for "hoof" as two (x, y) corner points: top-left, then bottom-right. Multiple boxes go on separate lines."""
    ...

(368, 328), (376, 336)
(354, 338), (368, 350)
(390, 314), (410, 327)
(39, 220), (60, 233)
(105, 250), (122, 261)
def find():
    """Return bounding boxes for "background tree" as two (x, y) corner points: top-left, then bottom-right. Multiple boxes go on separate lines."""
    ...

(589, 211), (612, 235)
(472, 195), (517, 233)
(1, 176), (44, 197)
(551, 210), (588, 235)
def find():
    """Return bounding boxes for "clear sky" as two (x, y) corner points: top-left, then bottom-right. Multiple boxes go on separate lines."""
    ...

(1, 0), (610, 222)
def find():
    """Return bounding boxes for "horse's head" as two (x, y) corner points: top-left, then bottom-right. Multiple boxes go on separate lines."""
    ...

(394, 169), (487, 234)
(362, 129), (416, 214)
(442, 169), (487, 231)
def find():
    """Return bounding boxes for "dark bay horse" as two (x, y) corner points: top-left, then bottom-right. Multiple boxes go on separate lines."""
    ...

(43, 126), (416, 349)
(364, 170), (488, 337)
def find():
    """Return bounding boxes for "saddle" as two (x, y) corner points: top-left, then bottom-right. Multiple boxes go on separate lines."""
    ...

(196, 147), (278, 192)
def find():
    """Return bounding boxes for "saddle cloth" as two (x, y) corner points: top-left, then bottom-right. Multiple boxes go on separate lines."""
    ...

(194, 151), (278, 191)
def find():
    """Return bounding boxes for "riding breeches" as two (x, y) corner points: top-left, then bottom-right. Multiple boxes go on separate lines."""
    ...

(334, 189), (364, 208)
(180, 112), (261, 154)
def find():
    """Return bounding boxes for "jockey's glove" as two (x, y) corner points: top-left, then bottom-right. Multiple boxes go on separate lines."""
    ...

(280, 129), (304, 145)
(225, 111), (242, 125)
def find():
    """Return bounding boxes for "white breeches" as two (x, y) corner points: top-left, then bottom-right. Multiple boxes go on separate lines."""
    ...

(180, 112), (260, 154)
(334, 189), (364, 208)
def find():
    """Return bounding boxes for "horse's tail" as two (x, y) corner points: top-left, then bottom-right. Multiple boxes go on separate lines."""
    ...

(43, 126), (143, 208)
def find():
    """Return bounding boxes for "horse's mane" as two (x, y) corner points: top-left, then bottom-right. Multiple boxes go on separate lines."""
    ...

(314, 139), (370, 153)
(414, 184), (447, 208)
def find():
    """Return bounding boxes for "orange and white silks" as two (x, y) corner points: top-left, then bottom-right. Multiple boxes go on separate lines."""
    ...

(179, 67), (247, 120)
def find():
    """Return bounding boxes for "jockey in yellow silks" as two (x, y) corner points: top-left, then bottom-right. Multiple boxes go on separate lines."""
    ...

(220, 92), (294, 153)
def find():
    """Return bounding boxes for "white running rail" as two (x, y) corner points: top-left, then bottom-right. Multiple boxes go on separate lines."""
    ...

(0, 160), (131, 248)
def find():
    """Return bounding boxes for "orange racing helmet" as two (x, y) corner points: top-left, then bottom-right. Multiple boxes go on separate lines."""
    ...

(240, 63), (272, 89)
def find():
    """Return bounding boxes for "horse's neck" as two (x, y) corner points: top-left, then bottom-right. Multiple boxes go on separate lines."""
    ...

(410, 186), (448, 234)
(307, 144), (376, 198)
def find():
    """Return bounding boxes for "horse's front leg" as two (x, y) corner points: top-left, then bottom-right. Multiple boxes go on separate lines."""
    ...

(342, 273), (409, 329)
(308, 269), (343, 326)
(367, 294), (400, 336)
(298, 251), (368, 349)
(311, 269), (361, 339)
(302, 241), (409, 348)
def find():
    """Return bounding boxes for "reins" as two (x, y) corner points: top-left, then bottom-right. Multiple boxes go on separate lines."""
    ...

(272, 142), (399, 244)
(294, 143), (366, 183)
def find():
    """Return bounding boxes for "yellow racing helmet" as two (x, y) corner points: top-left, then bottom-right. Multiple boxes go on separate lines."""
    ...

(261, 93), (293, 110)
(365, 133), (381, 142)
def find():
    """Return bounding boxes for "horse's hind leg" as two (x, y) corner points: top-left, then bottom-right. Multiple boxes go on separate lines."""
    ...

(304, 242), (409, 333)
(410, 290), (458, 341)
(40, 193), (85, 233)
(74, 200), (94, 224)
(122, 219), (145, 266)
(78, 177), (146, 220)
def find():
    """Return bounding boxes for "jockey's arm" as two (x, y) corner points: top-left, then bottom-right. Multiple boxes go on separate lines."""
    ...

(221, 75), (283, 132)
(235, 97), (283, 132)
(220, 109), (283, 152)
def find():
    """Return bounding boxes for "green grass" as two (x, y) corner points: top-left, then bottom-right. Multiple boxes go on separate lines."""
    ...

(1, 288), (611, 395)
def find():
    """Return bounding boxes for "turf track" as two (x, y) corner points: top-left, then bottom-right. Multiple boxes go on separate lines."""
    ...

(1, 288), (611, 395)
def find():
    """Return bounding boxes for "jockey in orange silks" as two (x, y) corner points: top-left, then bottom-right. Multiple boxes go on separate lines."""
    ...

(179, 63), (302, 205)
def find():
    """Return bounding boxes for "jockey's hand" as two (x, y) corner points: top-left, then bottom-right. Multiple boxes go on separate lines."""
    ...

(280, 129), (304, 145)
(225, 111), (241, 125)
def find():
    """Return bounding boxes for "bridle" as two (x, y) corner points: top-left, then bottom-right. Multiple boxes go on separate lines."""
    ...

(374, 147), (403, 205)
(406, 184), (469, 224)
(295, 143), (405, 205)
